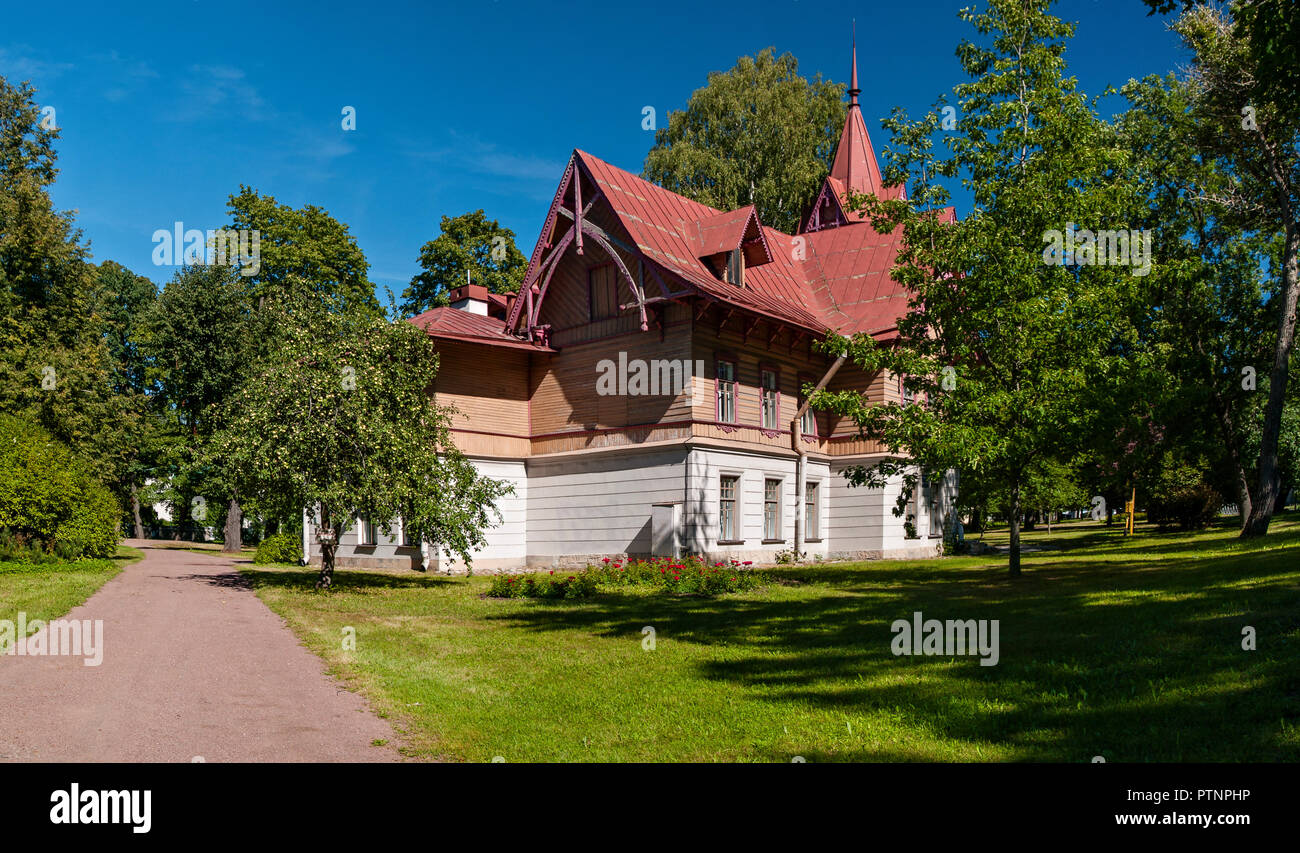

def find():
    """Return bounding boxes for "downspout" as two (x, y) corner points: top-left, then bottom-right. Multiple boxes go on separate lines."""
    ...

(791, 354), (847, 561)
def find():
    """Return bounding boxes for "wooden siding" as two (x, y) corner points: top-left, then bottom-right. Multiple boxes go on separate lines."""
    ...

(432, 340), (531, 437)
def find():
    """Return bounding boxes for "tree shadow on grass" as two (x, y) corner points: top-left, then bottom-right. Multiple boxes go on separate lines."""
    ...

(237, 567), (460, 593)
(481, 541), (1300, 761)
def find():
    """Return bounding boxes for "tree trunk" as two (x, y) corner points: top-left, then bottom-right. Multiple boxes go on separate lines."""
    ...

(223, 496), (242, 553)
(316, 504), (337, 590)
(1275, 476), (1291, 513)
(1243, 224), (1300, 537)
(1009, 479), (1022, 578)
(1045, 508), (1052, 533)
(129, 482), (145, 539)
(1238, 468), (1253, 530)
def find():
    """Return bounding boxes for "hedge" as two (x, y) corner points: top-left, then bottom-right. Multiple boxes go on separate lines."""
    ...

(0, 415), (121, 559)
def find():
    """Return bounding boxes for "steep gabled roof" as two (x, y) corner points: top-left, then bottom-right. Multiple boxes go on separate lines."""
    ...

(577, 151), (827, 330)
(685, 205), (773, 267)
(500, 35), (951, 343)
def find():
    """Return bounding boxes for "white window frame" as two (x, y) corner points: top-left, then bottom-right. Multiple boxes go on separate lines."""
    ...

(805, 481), (820, 541)
(719, 475), (741, 542)
(763, 478), (782, 541)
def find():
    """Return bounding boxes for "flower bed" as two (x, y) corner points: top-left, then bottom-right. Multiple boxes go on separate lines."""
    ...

(488, 555), (761, 599)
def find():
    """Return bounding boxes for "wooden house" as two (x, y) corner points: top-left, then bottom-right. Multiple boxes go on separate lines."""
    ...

(306, 43), (958, 572)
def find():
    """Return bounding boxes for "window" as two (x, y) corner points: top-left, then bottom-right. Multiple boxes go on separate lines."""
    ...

(588, 264), (618, 321)
(356, 517), (377, 546)
(725, 248), (744, 286)
(763, 478), (781, 541)
(719, 476), (740, 541)
(805, 482), (820, 540)
(400, 517), (416, 547)
(798, 374), (818, 436)
(926, 478), (944, 538)
(900, 375), (914, 405)
(716, 359), (737, 423)
(760, 368), (779, 429)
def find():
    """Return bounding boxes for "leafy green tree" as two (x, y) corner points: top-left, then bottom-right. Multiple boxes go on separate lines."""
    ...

(0, 74), (133, 490)
(141, 264), (258, 550)
(91, 261), (161, 537)
(1143, 0), (1300, 111)
(813, 0), (1144, 576)
(1165, 5), (1300, 536)
(400, 209), (527, 315)
(226, 185), (379, 317)
(207, 302), (510, 588)
(642, 48), (848, 233)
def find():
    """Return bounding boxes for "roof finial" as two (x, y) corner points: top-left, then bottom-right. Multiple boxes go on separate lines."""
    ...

(849, 20), (860, 107)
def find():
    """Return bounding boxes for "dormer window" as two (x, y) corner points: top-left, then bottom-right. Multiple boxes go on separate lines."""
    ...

(725, 248), (744, 287)
(686, 206), (771, 284)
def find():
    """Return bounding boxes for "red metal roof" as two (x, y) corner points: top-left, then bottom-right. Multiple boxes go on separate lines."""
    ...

(501, 39), (950, 341)
(409, 306), (555, 352)
(575, 149), (929, 337)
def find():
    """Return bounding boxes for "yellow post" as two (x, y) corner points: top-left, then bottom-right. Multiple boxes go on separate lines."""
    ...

(1125, 487), (1136, 536)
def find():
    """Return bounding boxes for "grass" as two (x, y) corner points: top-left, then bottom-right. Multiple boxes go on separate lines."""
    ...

(0, 544), (144, 627)
(240, 515), (1300, 762)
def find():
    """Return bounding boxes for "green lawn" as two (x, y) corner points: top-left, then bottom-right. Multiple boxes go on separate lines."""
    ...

(0, 544), (143, 627)
(240, 515), (1300, 762)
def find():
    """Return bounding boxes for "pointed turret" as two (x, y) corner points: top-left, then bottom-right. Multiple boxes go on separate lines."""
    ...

(828, 25), (887, 198)
(800, 27), (901, 233)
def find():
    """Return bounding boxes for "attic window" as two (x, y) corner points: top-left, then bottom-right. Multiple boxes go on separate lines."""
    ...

(724, 248), (744, 287)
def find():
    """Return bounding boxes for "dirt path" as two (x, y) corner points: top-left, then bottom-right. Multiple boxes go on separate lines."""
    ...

(0, 541), (399, 762)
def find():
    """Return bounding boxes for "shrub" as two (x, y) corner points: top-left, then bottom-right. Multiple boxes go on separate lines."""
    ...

(488, 556), (762, 600)
(253, 531), (303, 564)
(0, 415), (120, 559)
(1146, 458), (1222, 531)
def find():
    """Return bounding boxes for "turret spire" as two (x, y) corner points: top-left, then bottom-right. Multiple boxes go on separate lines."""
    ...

(849, 20), (859, 106)
(828, 23), (887, 200)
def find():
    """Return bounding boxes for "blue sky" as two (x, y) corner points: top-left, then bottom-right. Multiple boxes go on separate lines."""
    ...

(2, 0), (1187, 299)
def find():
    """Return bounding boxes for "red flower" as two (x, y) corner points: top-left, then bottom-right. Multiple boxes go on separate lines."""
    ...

(602, 558), (610, 563)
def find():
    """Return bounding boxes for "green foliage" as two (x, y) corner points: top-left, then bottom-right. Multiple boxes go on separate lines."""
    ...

(400, 210), (527, 315)
(817, 0), (1146, 575)
(142, 264), (258, 437)
(253, 531), (302, 565)
(0, 415), (121, 559)
(488, 556), (762, 599)
(208, 300), (510, 585)
(0, 74), (135, 487)
(226, 185), (380, 317)
(642, 48), (847, 234)
(1146, 458), (1223, 531)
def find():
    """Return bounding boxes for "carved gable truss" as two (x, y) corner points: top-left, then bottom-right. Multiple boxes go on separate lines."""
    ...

(506, 154), (673, 342)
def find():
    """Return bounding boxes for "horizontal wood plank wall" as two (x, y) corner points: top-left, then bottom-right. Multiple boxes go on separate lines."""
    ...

(529, 327), (695, 436)
(689, 318), (833, 448)
(432, 340), (531, 457)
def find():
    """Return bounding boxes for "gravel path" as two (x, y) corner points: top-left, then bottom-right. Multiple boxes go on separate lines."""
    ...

(0, 541), (400, 762)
